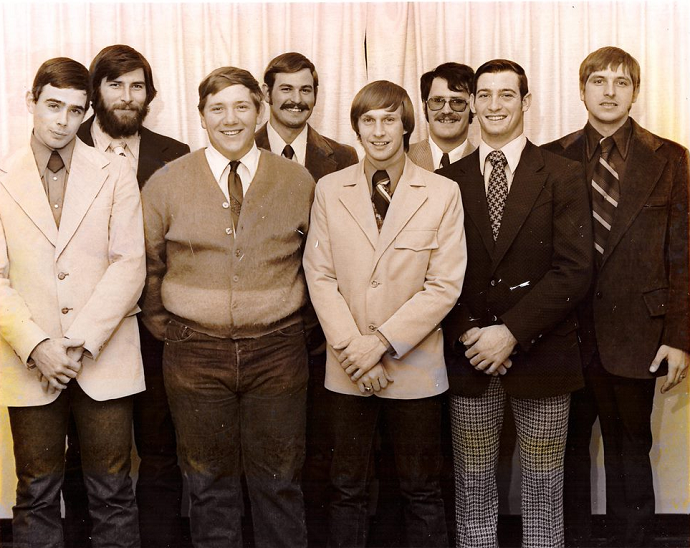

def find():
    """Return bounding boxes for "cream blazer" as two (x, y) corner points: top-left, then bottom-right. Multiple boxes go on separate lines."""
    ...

(303, 158), (466, 399)
(0, 140), (145, 406)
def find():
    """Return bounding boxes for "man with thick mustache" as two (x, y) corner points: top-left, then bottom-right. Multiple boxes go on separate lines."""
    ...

(409, 62), (476, 171)
(64, 44), (190, 548)
(255, 51), (358, 545)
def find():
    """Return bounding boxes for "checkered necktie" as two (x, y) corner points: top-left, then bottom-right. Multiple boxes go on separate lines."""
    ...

(282, 144), (295, 160)
(591, 137), (619, 257)
(371, 170), (392, 231)
(227, 160), (242, 228)
(487, 150), (508, 241)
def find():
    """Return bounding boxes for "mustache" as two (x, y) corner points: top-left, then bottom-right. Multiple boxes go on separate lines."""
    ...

(111, 102), (139, 111)
(434, 113), (461, 122)
(280, 101), (310, 111)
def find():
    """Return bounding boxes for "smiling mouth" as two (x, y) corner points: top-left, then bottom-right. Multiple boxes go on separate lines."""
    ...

(436, 117), (459, 123)
(600, 102), (618, 107)
(221, 129), (242, 136)
(486, 115), (506, 121)
(370, 141), (390, 147)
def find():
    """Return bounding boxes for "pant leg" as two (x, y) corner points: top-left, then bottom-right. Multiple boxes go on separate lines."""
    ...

(70, 383), (140, 548)
(589, 358), (656, 547)
(563, 371), (599, 546)
(383, 395), (448, 548)
(238, 323), (309, 548)
(8, 393), (71, 548)
(62, 413), (92, 548)
(326, 391), (380, 548)
(510, 392), (570, 548)
(449, 377), (506, 548)
(162, 319), (243, 548)
(133, 320), (183, 548)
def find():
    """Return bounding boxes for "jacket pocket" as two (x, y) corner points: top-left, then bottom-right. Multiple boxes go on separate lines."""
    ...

(394, 229), (438, 251)
(642, 287), (668, 317)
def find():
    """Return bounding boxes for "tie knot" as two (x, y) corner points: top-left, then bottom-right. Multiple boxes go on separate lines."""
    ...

(282, 145), (295, 160)
(440, 153), (451, 169)
(599, 137), (614, 159)
(488, 150), (507, 169)
(372, 170), (389, 185)
(47, 150), (65, 173)
(229, 160), (240, 173)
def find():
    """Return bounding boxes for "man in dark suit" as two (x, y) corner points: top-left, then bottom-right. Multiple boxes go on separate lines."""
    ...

(408, 62), (476, 171)
(439, 59), (593, 548)
(255, 51), (358, 546)
(543, 46), (689, 548)
(65, 44), (190, 548)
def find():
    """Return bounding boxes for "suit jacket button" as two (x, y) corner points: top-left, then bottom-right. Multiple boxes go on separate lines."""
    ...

(371, 280), (379, 287)
(596, 291), (603, 299)
(368, 324), (377, 331)
(61, 307), (72, 314)
(491, 315), (498, 322)
(58, 272), (68, 280)
(490, 279), (497, 287)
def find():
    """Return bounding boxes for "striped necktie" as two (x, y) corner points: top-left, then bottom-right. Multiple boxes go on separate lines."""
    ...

(487, 150), (508, 241)
(591, 137), (619, 258)
(371, 170), (391, 231)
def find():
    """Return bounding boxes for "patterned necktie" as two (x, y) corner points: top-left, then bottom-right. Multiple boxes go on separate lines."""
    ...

(227, 160), (242, 229)
(371, 170), (391, 231)
(440, 152), (450, 169)
(47, 150), (64, 173)
(487, 150), (508, 241)
(591, 137), (619, 258)
(112, 142), (127, 157)
(282, 144), (295, 160)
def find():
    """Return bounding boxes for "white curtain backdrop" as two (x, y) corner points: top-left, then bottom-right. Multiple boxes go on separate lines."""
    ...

(0, 0), (688, 518)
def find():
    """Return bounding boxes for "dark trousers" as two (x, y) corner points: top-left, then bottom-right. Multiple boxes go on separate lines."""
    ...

(63, 321), (183, 548)
(8, 382), (139, 548)
(327, 391), (448, 548)
(163, 318), (309, 548)
(564, 356), (656, 547)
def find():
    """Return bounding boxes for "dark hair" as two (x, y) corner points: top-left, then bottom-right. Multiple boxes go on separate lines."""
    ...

(31, 57), (91, 108)
(263, 52), (318, 97)
(350, 80), (415, 150)
(89, 45), (157, 108)
(579, 46), (641, 93)
(420, 62), (474, 122)
(475, 59), (529, 98)
(198, 66), (263, 112)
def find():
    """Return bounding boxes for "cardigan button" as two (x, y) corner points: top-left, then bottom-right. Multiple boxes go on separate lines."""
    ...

(232, 275), (239, 282)
(225, 227), (232, 235)
(222, 202), (230, 209)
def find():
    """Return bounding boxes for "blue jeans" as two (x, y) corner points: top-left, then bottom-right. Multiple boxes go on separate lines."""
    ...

(8, 382), (139, 548)
(163, 318), (309, 548)
(327, 392), (448, 548)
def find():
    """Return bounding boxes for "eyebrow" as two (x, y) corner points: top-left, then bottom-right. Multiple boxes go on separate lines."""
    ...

(43, 97), (85, 109)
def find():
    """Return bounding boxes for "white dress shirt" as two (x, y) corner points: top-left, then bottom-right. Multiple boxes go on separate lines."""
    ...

(266, 121), (309, 166)
(90, 118), (140, 174)
(478, 134), (527, 193)
(429, 137), (471, 170)
(205, 143), (260, 201)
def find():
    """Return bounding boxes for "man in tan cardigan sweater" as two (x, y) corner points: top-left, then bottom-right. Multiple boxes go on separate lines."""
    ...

(141, 66), (314, 548)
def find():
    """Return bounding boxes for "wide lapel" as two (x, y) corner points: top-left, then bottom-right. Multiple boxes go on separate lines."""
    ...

(372, 159), (428, 268)
(56, 141), (109, 258)
(601, 123), (665, 266)
(0, 146), (58, 246)
(453, 150), (495, 255)
(305, 126), (338, 182)
(254, 123), (270, 151)
(490, 142), (547, 271)
(136, 127), (164, 187)
(338, 161), (379, 249)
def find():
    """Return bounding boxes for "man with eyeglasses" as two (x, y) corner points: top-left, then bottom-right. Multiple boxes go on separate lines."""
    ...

(408, 63), (476, 171)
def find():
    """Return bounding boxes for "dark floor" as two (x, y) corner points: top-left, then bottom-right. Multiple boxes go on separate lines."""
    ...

(1, 515), (688, 547)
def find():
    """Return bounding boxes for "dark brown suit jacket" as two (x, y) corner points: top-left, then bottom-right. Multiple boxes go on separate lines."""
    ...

(542, 119), (690, 378)
(77, 116), (190, 188)
(439, 141), (593, 398)
(255, 123), (358, 182)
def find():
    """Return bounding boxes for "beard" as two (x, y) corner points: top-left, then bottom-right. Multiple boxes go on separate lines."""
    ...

(94, 96), (149, 138)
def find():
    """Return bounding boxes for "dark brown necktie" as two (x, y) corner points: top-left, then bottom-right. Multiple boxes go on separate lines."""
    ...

(591, 137), (619, 259)
(440, 152), (450, 169)
(227, 161), (242, 229)
(371, 170), (391, 231)
(282, 145), (295, 160)
(47, 150), (64, 173)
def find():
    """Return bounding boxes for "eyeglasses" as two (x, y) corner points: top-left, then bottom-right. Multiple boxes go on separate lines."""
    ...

(426, 97), (468, 112)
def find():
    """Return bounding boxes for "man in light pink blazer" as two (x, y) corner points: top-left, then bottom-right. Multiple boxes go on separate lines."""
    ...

(303, 80), (466, 547)
(0, 58), (145, 548)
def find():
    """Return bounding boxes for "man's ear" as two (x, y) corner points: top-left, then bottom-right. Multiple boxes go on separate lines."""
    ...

(26, 91), (36, 114)
(262, 83), (271, 104)
(521, 92), (532, 113)
(469, 94), (476, 115)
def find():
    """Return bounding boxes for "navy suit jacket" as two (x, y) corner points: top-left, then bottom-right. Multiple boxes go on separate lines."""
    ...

(542, 119), (690, 378)
(77, 116), (190, 188)
(255, 123), (358, 182)
(439, 141), (593, 398)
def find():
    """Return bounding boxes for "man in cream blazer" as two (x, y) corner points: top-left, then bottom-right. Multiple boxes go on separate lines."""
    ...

(0, 58), (145, 548)
(303, 80), (466, 548)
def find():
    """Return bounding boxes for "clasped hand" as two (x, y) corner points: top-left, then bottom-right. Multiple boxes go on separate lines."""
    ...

(333, 335), (393, 394)
(461, 325), (517, 376)
(30, 338), (85, 394)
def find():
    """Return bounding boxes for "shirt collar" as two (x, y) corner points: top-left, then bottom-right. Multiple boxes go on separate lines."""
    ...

(364, 152), (406, 195)
(91, 117), (140, 159)
(30, 132), (76, 174)
(429, 136), (469, 169)
(205, 142), (261, 184)
(478, 134), (527, 175)
(266, 120), (309, 165)
(584, 118), (633, 161)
